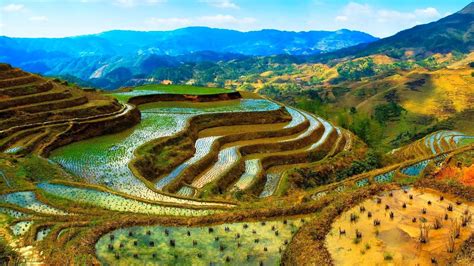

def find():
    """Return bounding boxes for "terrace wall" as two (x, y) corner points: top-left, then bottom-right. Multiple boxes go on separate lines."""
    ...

(40, 106), (141, 157)
(128, 91), (242, 105)
(134, 107), (291, 188)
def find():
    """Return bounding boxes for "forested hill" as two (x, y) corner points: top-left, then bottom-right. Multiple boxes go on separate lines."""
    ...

(311, 2), (474, 62)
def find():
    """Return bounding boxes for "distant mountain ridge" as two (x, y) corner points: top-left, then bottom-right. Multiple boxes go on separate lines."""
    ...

(0, 27), (377, 85)
(0, 27), (377, 57)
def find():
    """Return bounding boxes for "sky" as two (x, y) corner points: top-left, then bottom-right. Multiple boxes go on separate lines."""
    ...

(0, 0), (472, 38)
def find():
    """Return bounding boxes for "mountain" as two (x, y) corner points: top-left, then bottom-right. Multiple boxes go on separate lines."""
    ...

(0, 27), (377, 88)
(315, 2), (474, 61)
(0, 27), (377, 57)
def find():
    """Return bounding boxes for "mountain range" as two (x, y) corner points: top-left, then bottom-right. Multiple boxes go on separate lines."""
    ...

(0, 3), (473, 91)
(0, 27), (376, 82)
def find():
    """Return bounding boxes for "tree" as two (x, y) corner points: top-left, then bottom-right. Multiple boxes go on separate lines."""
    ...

(374, 102), (404, 124)
(349, 113), (384, 147)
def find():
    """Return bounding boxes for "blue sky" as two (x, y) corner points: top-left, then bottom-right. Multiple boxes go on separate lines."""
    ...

(0, 0), (471, 38)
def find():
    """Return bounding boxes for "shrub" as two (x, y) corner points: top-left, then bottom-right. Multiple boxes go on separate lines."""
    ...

(0, 237), (18, 265)
(383, 253), (393, 261)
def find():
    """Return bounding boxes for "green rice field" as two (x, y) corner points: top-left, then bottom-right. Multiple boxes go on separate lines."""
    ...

(96, 218), (306, 265)
(111, 85), (234, 102)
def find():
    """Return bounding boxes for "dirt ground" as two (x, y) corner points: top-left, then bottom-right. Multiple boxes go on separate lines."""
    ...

(326, 188), (474, 265)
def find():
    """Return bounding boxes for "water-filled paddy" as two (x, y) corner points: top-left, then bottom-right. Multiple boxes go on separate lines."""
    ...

(50, 99), (279, 205)
(140, 99), (280, 114)
(96, 218), (305, 265)
(11, 221), (34, 236)
(38, 183), (217, 216)
(156, 136), (219, 190)
(0, 191), (67, 216)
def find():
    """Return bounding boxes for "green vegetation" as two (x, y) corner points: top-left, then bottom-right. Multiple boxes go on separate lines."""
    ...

(96, 219), (304, 265)
(383, 253), (393, 261)
(336, 58), (376, 81)
(374, 102), (405, 124)
(111, 84), (233, 102)
(0, 236), (18, 265)
(38, 183), (217, 216)
(49, 112), (187, 202)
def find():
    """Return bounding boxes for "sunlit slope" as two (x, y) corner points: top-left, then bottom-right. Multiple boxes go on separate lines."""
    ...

(352, 67), (472, 115)
(0, 63), (138, 156)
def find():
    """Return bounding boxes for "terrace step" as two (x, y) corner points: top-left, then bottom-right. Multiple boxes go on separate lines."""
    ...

(0, 102), (129, 142)
(225, 116), (339, 198)
(239, 111), (323, 155)
(36, 123), (74, 155)
(328, 128), (346, 157)
(1, 104), (131, 154)
(0, 75), (41, 89)
(0, 96), (88, 118)
(0, 99), (121, 131)
(170, 109), (343, 198)
(0, 127), (44, 153)
(230, 159), (262, 191)
(0, 81), (53, 98)
(192, 114), (321, 193)
(161, 107), (310, 193)
(15, 129), (52, 155)
(0, 68), (28, 80)
(390, 130), (471, 161)
(0, 89), (72, 110)
(256, 125), (344, 198)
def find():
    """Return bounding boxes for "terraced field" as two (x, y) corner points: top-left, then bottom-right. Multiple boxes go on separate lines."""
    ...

(0, 63), (139, 157)
(50, 98), (282, 205)
(96, 218), (306, 265)
(155, 105), (349, 199)
(391, 130), (474, 161)
(1, 64), (473, 265)
(110, 84), (235, 103)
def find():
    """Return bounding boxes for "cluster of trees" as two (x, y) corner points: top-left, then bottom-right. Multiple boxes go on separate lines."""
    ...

(336, 58), (376, 81)
(374, 102), (405, 124)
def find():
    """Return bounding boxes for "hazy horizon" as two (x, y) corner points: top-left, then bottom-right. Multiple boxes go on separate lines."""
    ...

(0, 0), (471, 38)
(0, 26), (378, 39)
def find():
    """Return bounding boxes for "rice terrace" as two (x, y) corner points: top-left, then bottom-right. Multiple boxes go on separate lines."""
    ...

(1, 1), (474, 265)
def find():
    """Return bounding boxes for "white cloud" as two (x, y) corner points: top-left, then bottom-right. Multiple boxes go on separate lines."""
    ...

(147, 17), (192, 27)
(146, 14), (256, 29)
(444, 11), (453, 17)
(335, 16), (348, 22)
(113, 0), (166, 7)
(329, 2), (442, 37)
(2, 4), (24, 12)
(29, 16), (48, 22)
(200, 14), (255, 24)
(201, 0), (239, 9)
(415, 7), (441, 18)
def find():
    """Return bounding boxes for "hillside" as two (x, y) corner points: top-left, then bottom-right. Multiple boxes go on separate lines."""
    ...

(229, 53), (474, 149)
(0, 63), (139, 156)
(316, 2), (474, 61)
